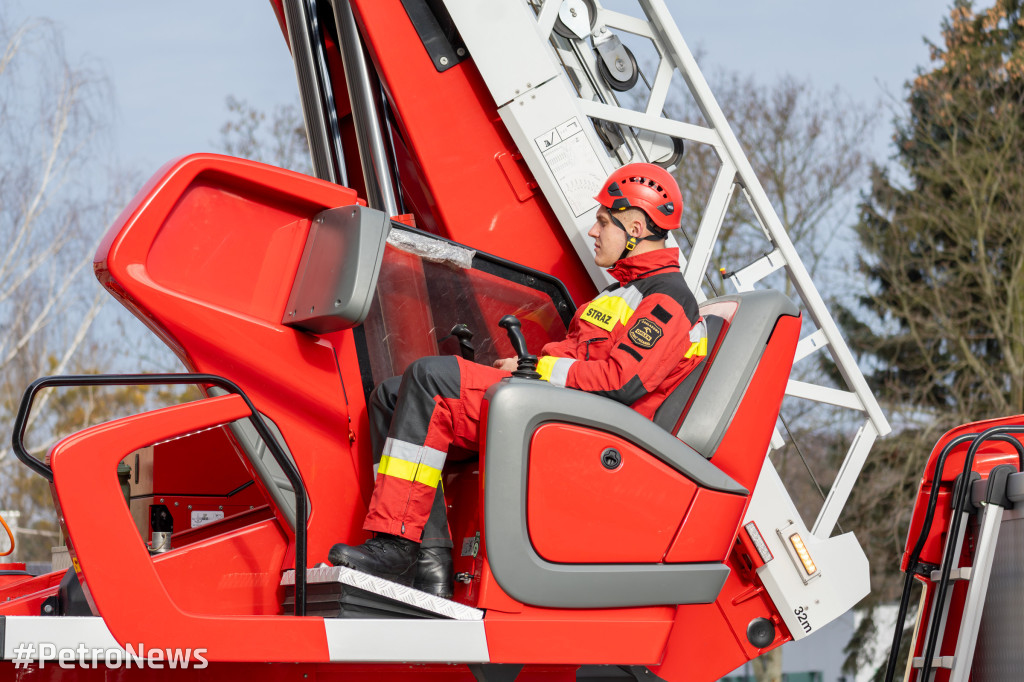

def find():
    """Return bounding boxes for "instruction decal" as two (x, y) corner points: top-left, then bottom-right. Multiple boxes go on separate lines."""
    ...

(534, 117), (606, 217)
(191, 510), (225, 528)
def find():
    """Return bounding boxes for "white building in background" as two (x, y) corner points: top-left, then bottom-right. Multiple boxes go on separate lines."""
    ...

(722, 606), (900, 682)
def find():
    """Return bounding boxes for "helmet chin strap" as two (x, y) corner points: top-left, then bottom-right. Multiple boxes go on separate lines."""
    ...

(610, 211), (662, 261)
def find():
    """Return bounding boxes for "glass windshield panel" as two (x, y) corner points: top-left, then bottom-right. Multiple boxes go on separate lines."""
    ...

(361, 234), (571, 387)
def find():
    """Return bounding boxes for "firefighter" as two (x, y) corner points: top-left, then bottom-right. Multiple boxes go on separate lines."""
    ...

(329, 162), (706, 597)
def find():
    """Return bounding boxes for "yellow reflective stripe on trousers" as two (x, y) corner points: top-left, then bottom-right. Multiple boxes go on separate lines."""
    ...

(378, 454), (443, 488)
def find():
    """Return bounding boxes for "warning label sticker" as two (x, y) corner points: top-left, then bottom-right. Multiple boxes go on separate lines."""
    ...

(534, 117), (606, 217)
(191, 510), (225, 528)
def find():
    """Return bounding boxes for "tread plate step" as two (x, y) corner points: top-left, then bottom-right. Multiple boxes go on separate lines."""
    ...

(281, 565), (483, 621)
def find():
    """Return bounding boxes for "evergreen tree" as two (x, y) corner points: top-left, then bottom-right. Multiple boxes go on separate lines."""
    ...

(851, 0), (1024, 422)
(841, 0), (1024, 604)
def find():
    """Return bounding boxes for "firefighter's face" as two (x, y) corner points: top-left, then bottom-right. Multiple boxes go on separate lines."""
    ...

(589, 207), (640, 268)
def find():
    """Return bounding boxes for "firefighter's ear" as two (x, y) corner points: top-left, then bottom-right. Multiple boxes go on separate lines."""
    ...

(625, 211), (646, 237)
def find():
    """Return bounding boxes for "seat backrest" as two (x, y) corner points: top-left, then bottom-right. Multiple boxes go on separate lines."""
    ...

(651, 315), (725, 434)
(652, 290), (799, 457)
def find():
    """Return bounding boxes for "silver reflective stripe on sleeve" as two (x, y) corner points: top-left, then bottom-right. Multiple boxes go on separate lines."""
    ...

(690, 318), (707, 343)
(549, 358), (576, 388)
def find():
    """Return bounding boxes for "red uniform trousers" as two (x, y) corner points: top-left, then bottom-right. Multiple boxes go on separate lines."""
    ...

(363, 355), (509, 543)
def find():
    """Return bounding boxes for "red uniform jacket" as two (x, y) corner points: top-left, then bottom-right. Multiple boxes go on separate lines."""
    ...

(536, 248), (705, 419)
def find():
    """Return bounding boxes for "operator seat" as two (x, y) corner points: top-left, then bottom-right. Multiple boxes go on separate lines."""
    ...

(476, 288), (801, 609)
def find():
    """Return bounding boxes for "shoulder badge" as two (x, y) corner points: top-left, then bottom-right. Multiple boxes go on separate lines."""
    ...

(627, 317), (663, 349)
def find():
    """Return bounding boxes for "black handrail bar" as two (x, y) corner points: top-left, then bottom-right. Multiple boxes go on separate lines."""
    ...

(10, 373), (309, 617)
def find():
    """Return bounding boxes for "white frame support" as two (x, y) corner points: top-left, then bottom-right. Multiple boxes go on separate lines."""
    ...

(442, 0), (890, 542)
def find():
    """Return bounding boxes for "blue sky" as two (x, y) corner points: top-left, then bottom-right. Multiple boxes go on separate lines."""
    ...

(21, 1), (949, 177)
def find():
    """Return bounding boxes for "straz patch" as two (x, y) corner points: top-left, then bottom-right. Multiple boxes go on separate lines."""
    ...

(581, 299), (619, 331)
(627, 317), (663, 349)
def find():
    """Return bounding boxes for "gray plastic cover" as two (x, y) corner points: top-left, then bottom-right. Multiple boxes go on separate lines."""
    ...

(210, 387), (307, 530)
(676, 290), (800, 457)
(482, 379), (743, 609)
(283, 205), (390, 333)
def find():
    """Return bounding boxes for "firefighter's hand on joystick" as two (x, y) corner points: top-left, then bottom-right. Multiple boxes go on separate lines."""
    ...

(497, 315), (541, 380)
(492, 356), (520, 372)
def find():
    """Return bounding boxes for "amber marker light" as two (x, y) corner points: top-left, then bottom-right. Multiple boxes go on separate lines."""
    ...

(788, 533), (817, 575)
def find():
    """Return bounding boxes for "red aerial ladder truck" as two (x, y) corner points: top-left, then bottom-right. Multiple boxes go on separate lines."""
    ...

(0, 1), (891, 680)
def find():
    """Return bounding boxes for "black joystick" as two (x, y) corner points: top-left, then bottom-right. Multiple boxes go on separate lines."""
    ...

(449, 323), (475, 362)
(499, 315), (541, 380)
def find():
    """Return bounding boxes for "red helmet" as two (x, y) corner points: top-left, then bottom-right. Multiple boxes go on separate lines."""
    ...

(594, 162), (683, 232)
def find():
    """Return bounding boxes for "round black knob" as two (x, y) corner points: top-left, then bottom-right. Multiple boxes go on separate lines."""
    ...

(746, 617), (775, 648)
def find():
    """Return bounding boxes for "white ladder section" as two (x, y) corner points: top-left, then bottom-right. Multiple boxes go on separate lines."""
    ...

(911, 467), (1016, 681)
(441, 0), (890, 539)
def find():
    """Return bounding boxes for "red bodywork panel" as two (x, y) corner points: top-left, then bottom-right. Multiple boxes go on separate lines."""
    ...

(49, 394), (328, 661)
(705, 314), (802, 493)
(653, 543), (791, 682)
(95, 154), (374, 566)
(267, 0), (597, 306)
(903, 415), (1023, 570)
(664, 489), (749, 564)
(0, 569), (64, 616)
(527, 423), (698, 564)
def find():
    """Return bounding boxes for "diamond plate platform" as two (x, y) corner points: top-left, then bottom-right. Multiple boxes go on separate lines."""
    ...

(281, 565), (483, 621)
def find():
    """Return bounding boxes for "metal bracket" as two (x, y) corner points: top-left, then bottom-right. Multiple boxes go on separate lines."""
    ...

(619, 665), (668, 681)
(469, 663), (524, 682)
(401, 0), (468, 72)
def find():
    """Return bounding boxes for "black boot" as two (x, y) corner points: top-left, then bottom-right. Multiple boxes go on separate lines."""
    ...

(328, 533), (419, 585)
(413, 546), (454, 598)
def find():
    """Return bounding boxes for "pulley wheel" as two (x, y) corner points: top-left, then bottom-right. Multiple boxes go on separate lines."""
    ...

(596, 42), (639, 92)
(553, 0), (598, 40)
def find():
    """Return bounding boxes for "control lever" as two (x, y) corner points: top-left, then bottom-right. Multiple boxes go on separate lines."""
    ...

(449, 324), (475, 362)
(499, 315), (541, 380)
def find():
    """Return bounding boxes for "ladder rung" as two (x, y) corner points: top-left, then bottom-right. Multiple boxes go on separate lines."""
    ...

(930, 566), (972, 582)
(912, 655), (954, 669)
